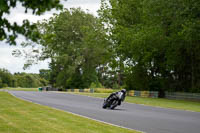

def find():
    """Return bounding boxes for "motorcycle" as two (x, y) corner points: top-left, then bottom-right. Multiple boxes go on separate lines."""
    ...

(102, 94), (119, 109)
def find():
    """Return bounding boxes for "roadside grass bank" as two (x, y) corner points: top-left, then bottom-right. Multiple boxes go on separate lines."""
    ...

(0, 92), (139, 133)
(0, 87), (38, 91)
(68, 92), (200, 112)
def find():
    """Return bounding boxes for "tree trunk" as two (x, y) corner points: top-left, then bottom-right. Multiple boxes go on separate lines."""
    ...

(191, 51), (195, 90)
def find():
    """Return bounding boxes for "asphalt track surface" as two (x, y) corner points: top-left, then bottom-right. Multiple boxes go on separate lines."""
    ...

(10, 91), (200, 133)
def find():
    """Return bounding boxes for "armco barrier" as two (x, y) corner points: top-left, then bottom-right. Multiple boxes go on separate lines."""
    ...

(149, 91), (159, 98)
(134, 91), (141, 97)
(84, 89), (90, 93)
(90, 88), (94, 93)
(141, 91), (149, 98)
(79, 89), (84, 92)
(165, 92), (200, 100)
(74, 89), (79, 92)
(128, 90), (134, 96)
(66, 88), (94, 93)
(127, 90), (158, 98)
(44, 87), (200, 100)
(65, 88), (158, 98)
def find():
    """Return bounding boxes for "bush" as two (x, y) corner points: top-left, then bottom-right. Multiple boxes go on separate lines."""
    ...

(0, 79), (2, 88)
(90, 82), (104, 88)
(94, 88), (119, 93)
(112, 83), (120, 89)
(3, 83), (8, 88)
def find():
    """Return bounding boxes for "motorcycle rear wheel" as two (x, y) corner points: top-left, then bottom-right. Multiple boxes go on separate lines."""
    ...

(110, 100), (118, 109)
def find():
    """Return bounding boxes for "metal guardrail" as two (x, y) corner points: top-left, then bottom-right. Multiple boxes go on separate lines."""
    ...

(41, 87), (159, 98)
(40, 87), (200, 100)
(66, 89), (159, 98)
(127, 90), (158, 98)
(165, 92), (200, 100)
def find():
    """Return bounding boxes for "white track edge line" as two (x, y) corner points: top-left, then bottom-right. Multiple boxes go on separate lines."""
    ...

(9, 92), (145, 133)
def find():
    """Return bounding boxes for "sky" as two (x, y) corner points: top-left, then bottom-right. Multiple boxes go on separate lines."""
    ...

(0, 0), (101, 74)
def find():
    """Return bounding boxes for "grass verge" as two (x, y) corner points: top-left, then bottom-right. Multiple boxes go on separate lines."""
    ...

(0, 92), (139, 133)
(0, 87), (38, 91)
(68, 92), (200, 112)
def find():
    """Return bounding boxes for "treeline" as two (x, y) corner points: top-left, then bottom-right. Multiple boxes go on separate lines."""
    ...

(21, 0), (200, 94)
(0, 68), (48, 88)
(98, 0), (200, 94)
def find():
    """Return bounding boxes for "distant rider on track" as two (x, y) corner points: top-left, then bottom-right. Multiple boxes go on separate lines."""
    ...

(103, 89), (126, 109)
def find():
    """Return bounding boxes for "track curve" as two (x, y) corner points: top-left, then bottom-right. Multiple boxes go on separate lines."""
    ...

(10, 91), (200, 133)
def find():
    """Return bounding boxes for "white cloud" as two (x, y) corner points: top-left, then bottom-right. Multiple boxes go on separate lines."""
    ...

(6, 0), (101, 25)
(64, 0), (101, 16)
(0, 43), (49, 74)
(0, 0), (101, 74)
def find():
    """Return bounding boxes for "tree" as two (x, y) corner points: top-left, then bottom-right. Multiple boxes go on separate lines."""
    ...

(0, 0), (64, 45)
(25, 8), (111, 89)
(39, 69), (50, 81)
(99, 0), (200, 93)
(0, 79), (2, 88)
(0, 68), (47, 88)
(0, 68), (13, 87)
(14, 72), (48, 87)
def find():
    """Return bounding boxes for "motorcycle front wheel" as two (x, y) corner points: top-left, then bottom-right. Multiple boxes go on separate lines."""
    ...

(102, 99), (108, 109)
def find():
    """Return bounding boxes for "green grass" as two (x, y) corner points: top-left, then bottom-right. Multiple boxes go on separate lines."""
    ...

(68, 92), (200, 112)
(0, 92), (139, 133)
(0, 87), (38, 91)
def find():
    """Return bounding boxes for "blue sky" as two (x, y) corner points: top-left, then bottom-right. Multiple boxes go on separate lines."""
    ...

(0, 0), (101, 74)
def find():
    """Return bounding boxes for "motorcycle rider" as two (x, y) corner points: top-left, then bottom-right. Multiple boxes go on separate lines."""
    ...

(117, 89), (127, 105)
(107, 89), (126, 107)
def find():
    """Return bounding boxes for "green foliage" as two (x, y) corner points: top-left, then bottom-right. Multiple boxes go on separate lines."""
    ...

(0, 79), (2, 88)
(0, 68), (14, 87)
(99, 0), (200, 93)
(3, 83), (8, 88)
(39, 69), (50, 81)
(112, 82), (120, 90)
(93, 88), (117, 93)
(29, 8), (111, 89)
(0, 68), (48, 88)
(90, 82), (104, 88)
(14, 73), (48, 88)
(0, 0), (64, 45)
(13, 1), (200, 93)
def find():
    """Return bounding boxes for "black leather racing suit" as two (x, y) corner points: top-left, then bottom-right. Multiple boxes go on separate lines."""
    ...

(108, 91), (126, 106)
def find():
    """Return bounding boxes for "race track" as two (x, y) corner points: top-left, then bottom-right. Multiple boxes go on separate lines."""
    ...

(10, 91), (200, 133)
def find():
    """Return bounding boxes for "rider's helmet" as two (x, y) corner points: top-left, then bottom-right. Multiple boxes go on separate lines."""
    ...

(121, 89), (126, 94)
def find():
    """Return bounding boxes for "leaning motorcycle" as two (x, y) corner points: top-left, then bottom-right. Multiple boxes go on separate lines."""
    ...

(102, 95), (119, 109)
